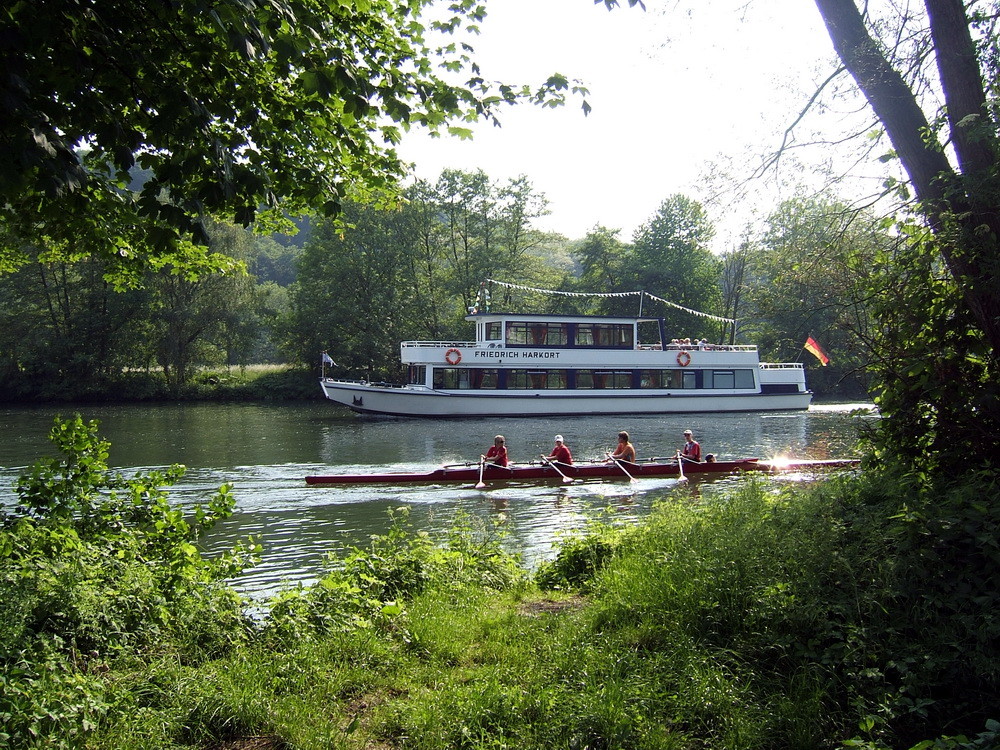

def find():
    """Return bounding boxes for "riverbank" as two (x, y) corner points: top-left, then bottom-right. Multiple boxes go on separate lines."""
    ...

(0, 364), (322, 404)
(1, 417), (996, 749)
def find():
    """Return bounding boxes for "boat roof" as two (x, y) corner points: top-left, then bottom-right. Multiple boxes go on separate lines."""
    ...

(466, 311), (662, 324)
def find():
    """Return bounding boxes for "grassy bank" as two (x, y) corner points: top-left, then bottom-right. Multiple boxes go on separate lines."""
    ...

(2, 418), (997, 749)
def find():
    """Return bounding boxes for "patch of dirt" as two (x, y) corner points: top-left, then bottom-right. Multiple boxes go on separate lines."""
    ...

(208, 737), (285, 750)
(517, 595), (586, 617)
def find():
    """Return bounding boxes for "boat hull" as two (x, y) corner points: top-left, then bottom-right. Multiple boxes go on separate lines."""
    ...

(319, 379), (812, 417)
(304, 458), (858, 486)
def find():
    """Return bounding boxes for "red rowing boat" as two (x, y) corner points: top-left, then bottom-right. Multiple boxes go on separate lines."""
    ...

(304, 457), (859, 487)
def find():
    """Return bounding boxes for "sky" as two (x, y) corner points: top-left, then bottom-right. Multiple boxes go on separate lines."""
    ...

(397, 0), (852, 246)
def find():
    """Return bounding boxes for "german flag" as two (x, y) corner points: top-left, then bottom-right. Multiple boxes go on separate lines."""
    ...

(804, 336), (830, 366)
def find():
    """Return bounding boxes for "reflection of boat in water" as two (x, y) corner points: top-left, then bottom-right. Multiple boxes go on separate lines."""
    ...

(320, 285), (813, 417)
(304, 457), (859, 487)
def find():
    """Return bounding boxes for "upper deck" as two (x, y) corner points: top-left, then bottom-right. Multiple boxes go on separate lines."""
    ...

(399, 312), (763, 367)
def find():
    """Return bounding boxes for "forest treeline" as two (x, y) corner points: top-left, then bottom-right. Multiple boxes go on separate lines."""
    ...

(1, 168), (879, 402)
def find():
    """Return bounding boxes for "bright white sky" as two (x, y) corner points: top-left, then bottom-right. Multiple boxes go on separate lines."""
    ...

(397, 0), (857, 246)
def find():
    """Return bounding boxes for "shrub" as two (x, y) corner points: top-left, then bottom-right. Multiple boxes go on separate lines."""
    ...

(0, 416), (260, 746)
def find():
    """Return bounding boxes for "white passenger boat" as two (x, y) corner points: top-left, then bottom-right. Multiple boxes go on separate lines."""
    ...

(319, 286), (812, 417)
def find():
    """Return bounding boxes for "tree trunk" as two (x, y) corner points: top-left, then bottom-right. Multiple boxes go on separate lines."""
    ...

(812, 0), (1000, 356)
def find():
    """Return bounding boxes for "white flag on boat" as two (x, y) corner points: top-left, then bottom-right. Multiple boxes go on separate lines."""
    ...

(321, 352), (335, 366)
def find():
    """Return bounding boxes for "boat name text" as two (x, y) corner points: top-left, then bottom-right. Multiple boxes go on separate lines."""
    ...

(472, 350), (560, 359)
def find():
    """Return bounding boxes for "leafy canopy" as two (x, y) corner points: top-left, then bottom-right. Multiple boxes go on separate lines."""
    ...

(0, 0), (587, 278)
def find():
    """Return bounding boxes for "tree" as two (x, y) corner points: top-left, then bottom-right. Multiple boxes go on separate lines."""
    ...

(807, 0), (1000, 465)
(627, 195), (722, 338)
(0, 249), (154, 399)
(814, 0), (1000, 355)
(432, 169), (549, 313)
(0, 0), (585, 278)
(285, 201), (432, 377)
(149, 222), (263, 389)
(739, 194), (887, 396)
(576, 225), (627, 292)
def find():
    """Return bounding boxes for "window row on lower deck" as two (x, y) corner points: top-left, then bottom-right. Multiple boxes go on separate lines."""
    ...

(411, 366), (757, 390)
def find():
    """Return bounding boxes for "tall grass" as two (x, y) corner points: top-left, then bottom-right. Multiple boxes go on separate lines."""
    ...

(5, 422), (998, 749)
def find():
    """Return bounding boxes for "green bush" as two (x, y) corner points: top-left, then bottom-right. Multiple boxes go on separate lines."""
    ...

(0, 416), (259, 747)
(265, 508), (527, 648)
(534, 516), (623, 592)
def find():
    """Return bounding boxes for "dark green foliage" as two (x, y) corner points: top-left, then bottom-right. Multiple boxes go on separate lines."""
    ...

(542, 474), (1000, 749)
(1, 0), (579, 277)
(0, 415), (258, 746)
(283, 176), (559, 374)
(565, 196), (724, 339)
(627, 194), (722, 339)
(864, 223), (1000, 474)
(738, 195), (885, 394)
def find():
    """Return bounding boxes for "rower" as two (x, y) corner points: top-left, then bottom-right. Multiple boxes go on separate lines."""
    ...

(608, 431), (636, 463)
(482, 435), (509, 467)
(543, 434), (573, 465)
(680, 429), (701, 462)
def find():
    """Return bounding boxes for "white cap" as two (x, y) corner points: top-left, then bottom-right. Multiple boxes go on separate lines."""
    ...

(684, 429), (693, 435)
(554, 435), (564, 442)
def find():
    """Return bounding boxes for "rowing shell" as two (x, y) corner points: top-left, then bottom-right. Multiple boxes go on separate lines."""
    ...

(304, 457), (859, 487)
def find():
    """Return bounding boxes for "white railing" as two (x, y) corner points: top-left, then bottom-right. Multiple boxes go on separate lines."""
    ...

(401, 340), (476, 349)
(660, 344), (758, 352)
(760, 362), (804, 370)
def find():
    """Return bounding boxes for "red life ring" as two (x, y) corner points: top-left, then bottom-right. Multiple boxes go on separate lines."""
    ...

(676, 350), (692, 367)
(445, 348), (462, 365)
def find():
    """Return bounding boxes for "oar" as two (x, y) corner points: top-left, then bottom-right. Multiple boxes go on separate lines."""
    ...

(607, 452), (637, 483)
(475, 457), (486, 489)
(676, 451), (688, 483)
(541, 454), (573, 484)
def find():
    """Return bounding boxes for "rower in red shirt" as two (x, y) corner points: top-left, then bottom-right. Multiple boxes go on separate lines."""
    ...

(482, 435), (509, 467)
(681, 429), (701, 462)
(543, 434), (573, 465)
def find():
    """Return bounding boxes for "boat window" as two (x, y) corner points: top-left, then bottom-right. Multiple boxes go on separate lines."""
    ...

(683, 370), (697, 389)
(592, 370), (631, 389)
(486, 322), (503, 341)
(506, 369), (569, 389)
(469, 368), (499, 389)
(433, 368), (461, 389)
(505, 322), (568, 346)
(575, 323), (633, 348)
(507, 370), (530, 389)
(576, 370), (594, 389)
(640, 369), (663, 388)
(407, 365), (426, 385)
(545, 370), (568, 389)
(710, 371), (735, 389)
(705, 369), (755, 389)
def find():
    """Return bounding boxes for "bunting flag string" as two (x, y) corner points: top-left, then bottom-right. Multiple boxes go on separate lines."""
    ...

(642, 292), (736, 324)
(481, 279), (736, 325)
(485, 279), (642, 299)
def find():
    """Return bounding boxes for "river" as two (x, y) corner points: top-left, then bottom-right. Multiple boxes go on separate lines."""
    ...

(0, 401), (874, 599)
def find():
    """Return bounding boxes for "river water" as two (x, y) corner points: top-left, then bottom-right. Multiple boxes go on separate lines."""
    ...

(0, 401), (874, 599)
